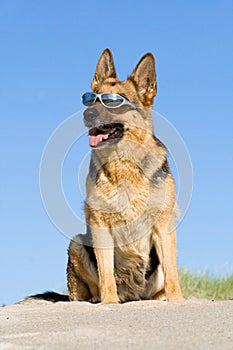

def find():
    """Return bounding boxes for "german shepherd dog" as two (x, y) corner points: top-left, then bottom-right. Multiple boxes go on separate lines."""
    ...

(67, 49), (183, 303)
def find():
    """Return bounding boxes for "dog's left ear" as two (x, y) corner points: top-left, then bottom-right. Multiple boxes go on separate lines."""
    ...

(130, 53), (157, 107)
(92, 48), (117, 91)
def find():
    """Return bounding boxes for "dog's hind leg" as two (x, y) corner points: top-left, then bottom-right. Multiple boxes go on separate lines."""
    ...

(148, 264), (166, 300)
(67, 259), (91, 301)
(67, 234), (100, 302)
(142, 263), (166, 300)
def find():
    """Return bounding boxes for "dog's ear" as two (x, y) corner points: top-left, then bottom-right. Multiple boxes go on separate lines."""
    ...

(91, 48), (117, 91)
(130, 53), (157, 107)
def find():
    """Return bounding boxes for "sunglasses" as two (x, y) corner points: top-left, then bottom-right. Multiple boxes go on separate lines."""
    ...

(81, 92), (136, 109)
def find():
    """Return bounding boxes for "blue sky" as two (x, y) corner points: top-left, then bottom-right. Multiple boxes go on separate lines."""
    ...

(0, 0), (232, 305)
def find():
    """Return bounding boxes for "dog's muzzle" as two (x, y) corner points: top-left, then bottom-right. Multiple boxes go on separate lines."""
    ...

(84, 108), (124, 148)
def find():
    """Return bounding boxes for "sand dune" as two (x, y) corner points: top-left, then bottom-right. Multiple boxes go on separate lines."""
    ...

(0, 299), (232, 349)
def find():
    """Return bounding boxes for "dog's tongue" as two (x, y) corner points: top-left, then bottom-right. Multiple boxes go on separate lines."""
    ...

(90, 133), (109, 147)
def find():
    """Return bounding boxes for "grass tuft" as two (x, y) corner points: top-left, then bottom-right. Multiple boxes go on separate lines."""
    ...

(179, 269), (233, 300)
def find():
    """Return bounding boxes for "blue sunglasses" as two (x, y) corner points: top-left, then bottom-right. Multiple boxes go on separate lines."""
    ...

(81, 92), (135, 109)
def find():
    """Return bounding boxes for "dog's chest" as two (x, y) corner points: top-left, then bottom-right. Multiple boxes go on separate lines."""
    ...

(87, 158), (151, 214)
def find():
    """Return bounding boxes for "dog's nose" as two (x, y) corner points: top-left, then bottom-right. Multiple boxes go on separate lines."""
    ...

(83, 108), (99, 124)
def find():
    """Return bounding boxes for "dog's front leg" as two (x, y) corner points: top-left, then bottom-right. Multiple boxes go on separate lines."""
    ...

(93, 229), (118, 304)
(153, 221), (183, 302)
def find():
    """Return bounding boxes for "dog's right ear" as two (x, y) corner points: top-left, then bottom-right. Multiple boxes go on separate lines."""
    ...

(91, 49), (117, 91)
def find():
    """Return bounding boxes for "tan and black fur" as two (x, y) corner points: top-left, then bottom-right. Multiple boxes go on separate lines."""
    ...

(67, 49), (183, 303)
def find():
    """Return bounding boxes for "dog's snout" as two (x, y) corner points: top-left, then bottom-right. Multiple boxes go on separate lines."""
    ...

(84, 108), (99, 124)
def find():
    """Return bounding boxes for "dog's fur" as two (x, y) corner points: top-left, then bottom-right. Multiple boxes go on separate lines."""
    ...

(67, 49), (183, 303)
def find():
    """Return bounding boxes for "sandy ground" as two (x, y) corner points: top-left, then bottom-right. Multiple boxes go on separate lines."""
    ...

(0, 299), (232, 350)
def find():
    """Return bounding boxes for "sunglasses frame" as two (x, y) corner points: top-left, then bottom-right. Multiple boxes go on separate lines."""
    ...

(81, 92), (136, 109)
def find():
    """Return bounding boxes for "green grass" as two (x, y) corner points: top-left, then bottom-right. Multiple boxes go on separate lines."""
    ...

(179, 269), (233, 300)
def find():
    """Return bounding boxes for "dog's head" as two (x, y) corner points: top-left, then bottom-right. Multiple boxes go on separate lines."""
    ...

(83, 48), (157, 149)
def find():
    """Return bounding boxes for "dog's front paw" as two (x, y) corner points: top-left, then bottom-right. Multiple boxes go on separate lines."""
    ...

(101, 296), (119, 304)
(167, 292), (183, 302)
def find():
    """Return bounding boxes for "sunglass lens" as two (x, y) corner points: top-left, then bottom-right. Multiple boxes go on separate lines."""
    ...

(82, 93), (96, 106)
(101, 94), (124, 107)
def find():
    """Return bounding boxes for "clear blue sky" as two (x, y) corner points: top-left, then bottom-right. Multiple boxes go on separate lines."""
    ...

(1, 0), (232, 305)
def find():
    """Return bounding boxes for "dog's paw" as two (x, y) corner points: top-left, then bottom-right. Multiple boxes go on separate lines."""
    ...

(89, 296), (101, 304)
(167, 293), (183, 302)
(101, 297), (119, 304)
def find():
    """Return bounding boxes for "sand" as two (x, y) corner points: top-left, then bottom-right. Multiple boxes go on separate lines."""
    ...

(0, 299), (232, 350)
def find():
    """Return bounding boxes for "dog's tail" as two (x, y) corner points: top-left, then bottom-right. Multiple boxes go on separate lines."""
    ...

(22, 291), (70, 303)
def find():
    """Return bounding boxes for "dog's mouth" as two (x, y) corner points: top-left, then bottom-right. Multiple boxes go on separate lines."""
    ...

(89, 123), (124, 148)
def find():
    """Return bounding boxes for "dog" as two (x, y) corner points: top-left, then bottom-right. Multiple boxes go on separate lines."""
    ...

(67, 48), (183, 303)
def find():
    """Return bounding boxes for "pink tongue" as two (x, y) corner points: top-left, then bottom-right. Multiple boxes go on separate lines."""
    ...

(90, 133), (109, 147)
